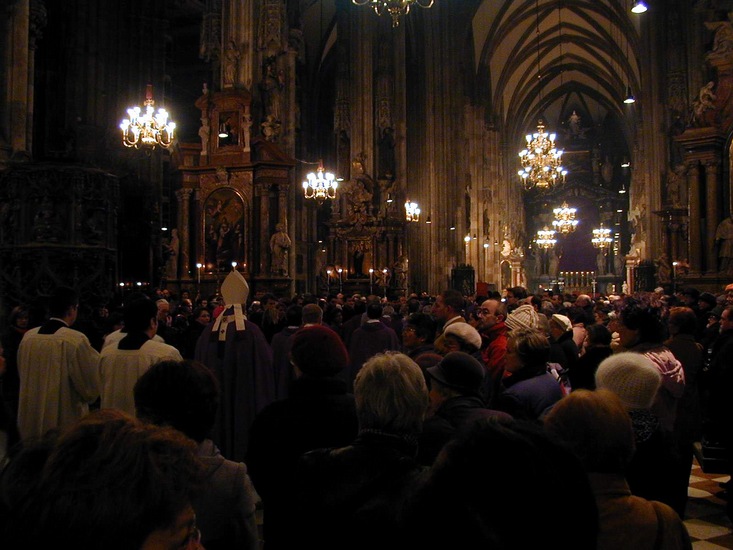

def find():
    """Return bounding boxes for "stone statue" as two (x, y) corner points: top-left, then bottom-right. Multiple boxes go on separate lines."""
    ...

(614, 253), (625, 278)
(261, 115), (280, 141)
(270, 223), (291, 276)
(223, 41), (240, 87)
(690, 81), (716, 126)
(199, 118), (210, 156)
(164, 228), (179, 279)
(392, 255), (408, 289)
(596, 251), (606, 276)
(261, 56), (284, 122)
(706, 13), (733, 59)
(666, 164), (686, 207)
(352, 242), (366, 276)
(715, 215), (733, 275)
(655, 253), (672, 285)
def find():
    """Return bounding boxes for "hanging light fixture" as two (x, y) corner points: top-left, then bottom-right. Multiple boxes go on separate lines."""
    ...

(631, 1), (648, 14)
(303, 160), (338, 203)
(624, 85), (636, 104)
(518, 121), (568, 188)
(592, 225), (614, 249)
(517, 2), (567, 189)
(405, 199), (420, 222)
(120, 84), (176, 149)
(536, 227), (557, 249)
(552, 202), (579, 234)
(352, 0), (434, 28)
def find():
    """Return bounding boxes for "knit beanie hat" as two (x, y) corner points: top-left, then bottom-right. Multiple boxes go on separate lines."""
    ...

(290, 325), (349, 376)
(550, 314), (572, 333)
(505, 304), (540, 332)
(595, 352), (661, 410)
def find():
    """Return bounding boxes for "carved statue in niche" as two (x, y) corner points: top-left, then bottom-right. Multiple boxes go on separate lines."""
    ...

(614, 253), (625, 278)
(565, 110), (588, 140)
(655, 253), (672, 285)
(243, 112), (253, 151)
(344, 179), (373, 228)
(601, 155), (614, 184)
(163, 228), (179, 279)
(261, 115), (281, 141)
(706, 13), (733, 60)
(596, 251), (606, 276)
(549, 246), (562, 278)
(378, 127), (395, 179)
(715, 215), (733, 275)
(629, 202), (648, 258)
(392, 255), (408, 289)
(199, 117), (210, 156)
(269, 223), (291, 276)
(261, 56), (284, 122)
(665, 164), (687, 207)
(351, 241), (366, 276)
(223, 40), (240, 87)
(689, 81), (717, 127)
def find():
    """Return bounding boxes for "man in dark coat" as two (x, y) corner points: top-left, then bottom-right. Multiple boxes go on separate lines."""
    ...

(295, 352), (428, 550)
(347, 302), (400, 388)
(269, 304), (302, 399)
(418, 352), (511, 464)
(195, 269), (275, 462)
(247, 325), (357, 550)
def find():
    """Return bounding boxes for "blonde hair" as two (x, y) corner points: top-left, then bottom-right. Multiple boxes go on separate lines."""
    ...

(355, 351), (429, 435)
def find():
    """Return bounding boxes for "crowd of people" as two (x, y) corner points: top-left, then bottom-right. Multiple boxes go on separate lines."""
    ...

(1, 277), (732, 548)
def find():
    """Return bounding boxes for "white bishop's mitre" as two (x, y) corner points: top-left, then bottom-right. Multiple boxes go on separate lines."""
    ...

(212, 268), (249, 338)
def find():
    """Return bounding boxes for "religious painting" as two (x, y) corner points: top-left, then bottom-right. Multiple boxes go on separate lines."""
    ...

(203, 188), (244, 272)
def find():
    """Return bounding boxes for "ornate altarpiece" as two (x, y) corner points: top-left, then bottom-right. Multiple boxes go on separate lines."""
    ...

(176, 89), (294, 298)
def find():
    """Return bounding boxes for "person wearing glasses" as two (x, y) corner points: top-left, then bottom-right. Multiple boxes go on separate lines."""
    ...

(475, 299), (508, 405)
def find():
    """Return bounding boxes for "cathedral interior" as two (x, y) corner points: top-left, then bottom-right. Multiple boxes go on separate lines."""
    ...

(2, 0), (733, 311)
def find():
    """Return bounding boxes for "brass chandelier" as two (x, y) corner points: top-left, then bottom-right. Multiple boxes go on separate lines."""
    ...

(552, 202), (578, 234)
(518, 120), (567, 189)
(352, 0), (434, 28)
(405, 199), (420, 222)
(120, 85), (176, 149)
(302, 161), (338, 203)
(536, 227), (557, 249)
(591, 225), (614, 249)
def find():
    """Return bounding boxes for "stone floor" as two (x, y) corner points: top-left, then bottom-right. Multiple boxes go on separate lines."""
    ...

(686, 459), (732, 549)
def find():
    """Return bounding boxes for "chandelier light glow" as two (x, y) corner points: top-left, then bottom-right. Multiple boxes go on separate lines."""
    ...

(552, 202), (578, 234)
(303, 161), (338, 202)
(536, 227), (557, 249)
(120, 85), (176, 149)
(351, 0), (434, 27)
(518, 120), (567, 189)
(592, 225), (614, 249)
(405, 199), (420, 222)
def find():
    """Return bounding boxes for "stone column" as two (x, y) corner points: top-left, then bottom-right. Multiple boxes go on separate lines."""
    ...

(687, 161), (701, 273)
(176, 188), (193, 280)
(704, 158), (721, 274)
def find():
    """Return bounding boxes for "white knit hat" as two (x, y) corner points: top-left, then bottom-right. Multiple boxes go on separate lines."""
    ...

(595, 352), (661, 410)
(505, 304), (540, 332)
(550, 314), (572, 333)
